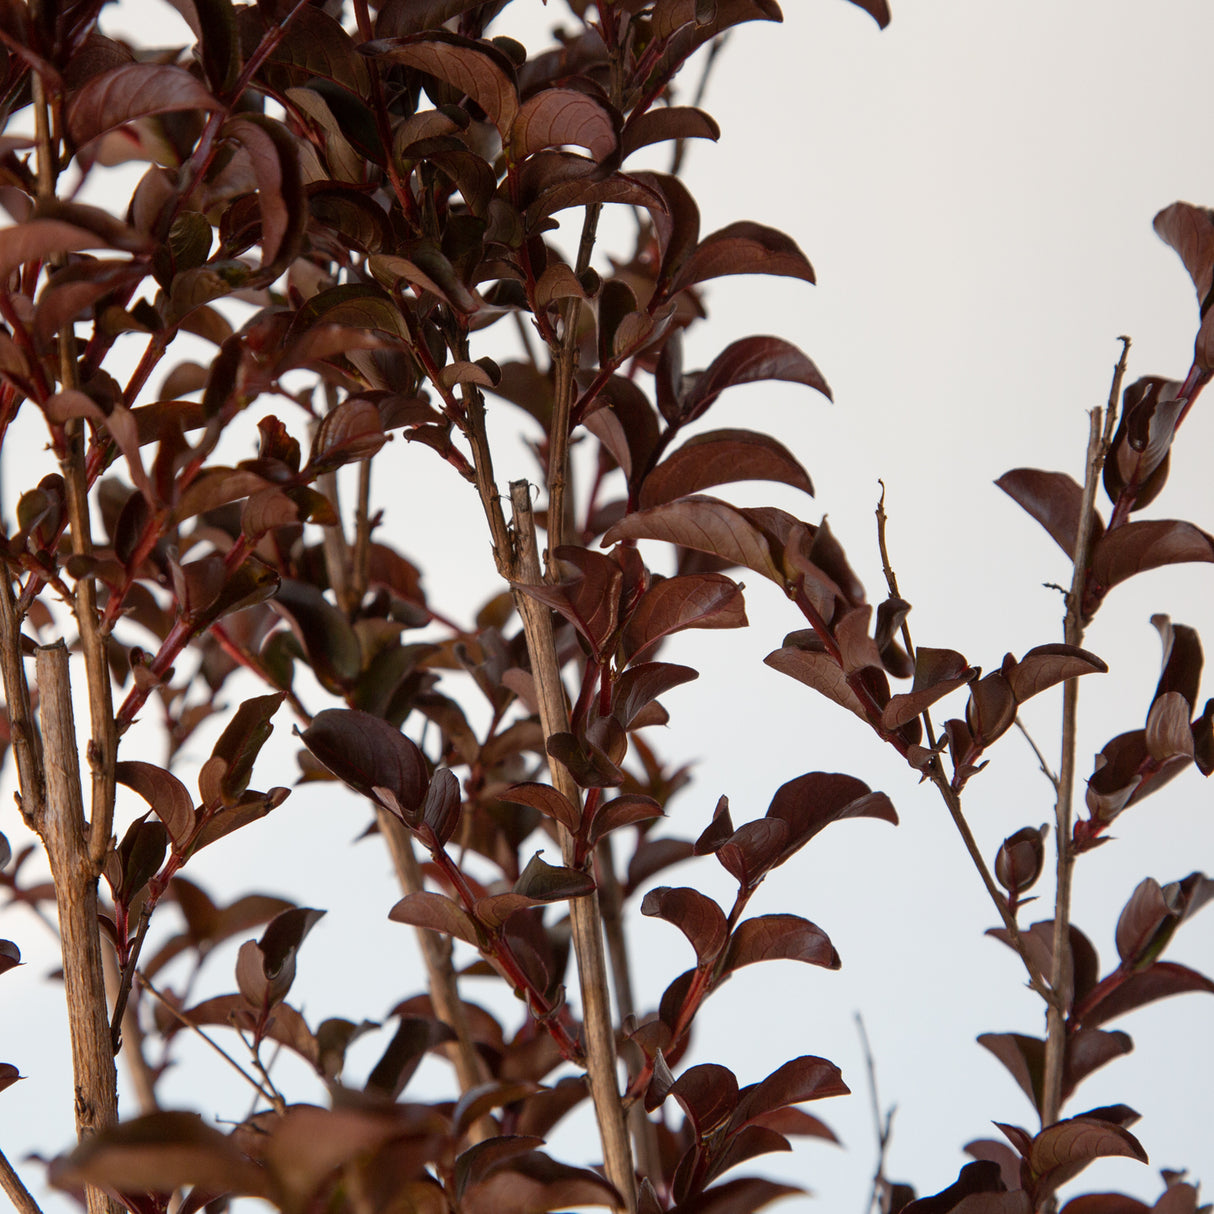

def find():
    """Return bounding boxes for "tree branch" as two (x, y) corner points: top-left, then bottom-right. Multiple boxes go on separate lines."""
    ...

(508, 481), (636, 1214)
(34, 643), (119, 1214)
(1041, 337), (1129, 1129)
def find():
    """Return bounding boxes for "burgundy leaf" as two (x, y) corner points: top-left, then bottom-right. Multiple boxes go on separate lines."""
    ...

(641, 885), (729, 965)
(674, 1178), (803, 1214)
(66, 64), (221, 148)
(513, 852), (596, 902)
(499, 782), (581, 834)
(621, 106), (719, 159)
(978, 1032), (1043, 1111)
(1028, 1117), (1147, 1203)
(640, 429), (814, 509)
(669, 1062), (740, 1138)
(1004, 644), (1108, 704)
(1089, 521), (1214, 592)
(1153, 202), (1214, 309)
(1065, 1029), (1133, 1097)
(995, 826), (1047, 896)
(680, 337), (831, 423)
(843, 0), (892, 27)
(361, 34), (519, 135)
(670, 222), (816, 295)
(299, 709), (429, 813)
(389, 891), (479, 946)
(588, 794), (664, 844)
(724, 914), (839, 971)
(731, 1055), (849, 1128)
(604, 496), (784, 584)
(622, 573), (747, 663)
(1079, 961), (1214, 1029)
(765, 772), (897, 867)
(612, 661), (698, 728)
(995, 469), (1096, 560)
(511, 88), (617, 162)
(765, 643), (870, 721)
(1060, 1198), (1149, 1214)
(115, 760), (196, 848)
(1103, 378), (1186, 511)
(900, 1161), (1025, 1214)
(49, 1111), (264, 1198)
(881, 647), (974, 729)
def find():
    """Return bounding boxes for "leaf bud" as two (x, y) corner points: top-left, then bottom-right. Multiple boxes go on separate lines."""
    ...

(995, 825), (1047, 896)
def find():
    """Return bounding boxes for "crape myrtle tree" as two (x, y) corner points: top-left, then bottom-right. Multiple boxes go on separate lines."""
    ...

(0, 1), (1211, 1213)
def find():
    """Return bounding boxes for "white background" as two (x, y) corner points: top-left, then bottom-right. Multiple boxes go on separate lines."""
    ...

(2, 1), (1213, 1211)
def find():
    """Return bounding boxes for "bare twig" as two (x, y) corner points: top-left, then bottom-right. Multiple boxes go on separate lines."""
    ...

(0, 570), (44, 827)
(1040, 338), (1129, 1129)
(1015, 717), (1059, 790)
(509, 481), (636, 1214)
(874, 486), (1054, 1003)
(140, 977), (279, 1106)
(34, 643), (119, 1214)
(28, 32), (117, 872)
(376, 807), (494, 1140)
(669, 33), (731, 178)
(0, 1146), (45, 1214)
(855, 1013), (895, 1214)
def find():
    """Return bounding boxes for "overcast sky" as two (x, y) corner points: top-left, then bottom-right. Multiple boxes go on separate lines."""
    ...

(3, 2), (1213, 1212)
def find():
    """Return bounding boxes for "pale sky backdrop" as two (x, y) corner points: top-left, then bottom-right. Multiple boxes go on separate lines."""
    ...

(2, 1), (1213, 1212)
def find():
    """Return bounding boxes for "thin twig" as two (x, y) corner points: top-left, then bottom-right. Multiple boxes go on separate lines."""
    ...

(1040, 337), (1129, 1129)
(669, 33), (731, 178)
(874, 486), (1053, 1002)
(140, 977), (279, 1106)
(0, 1145), (45, 1214)
(0, 570), (44, 827)
(1015, 717), (1059, 790)
(509, 481), (637, 1214)
(855, 1013), (894, 1214)
(376, 807), (494, 1140)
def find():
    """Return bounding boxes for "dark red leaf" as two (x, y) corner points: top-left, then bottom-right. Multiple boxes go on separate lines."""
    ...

(641, 885), (728, 964)
(680, 337), (831, 423)
(612, 661), (698, 728)
(389, 891), (479, 946)
(1028, 1117), (1147, 1203)
(115, 760), (196, 848)
(1079, 961), (1214, 1029)
(670, 1062), (739, 1137)
(843, 0), (891, 28)
(621, 106), (719, 159)
(671, 222), (816, 295)
(899, 1161), (1018, 1214)
(1089, 521), (1214, 592)
(66, 64), (221, 148)
(361, 34), (518, 134)
(513, 852), (596, 902)
(995, 469), (1096, 560)
(622, 573), (747, 663)
(1004, 644), (1108, 704)
(299, 709), (429, 813)
(499, 782), (581, 833)
(731, 1055), (848, 1128)
(724, 914), (839, 971)
(1153, 202), (1214, 312)
(512, 88), (617, 161)
(640, 429), (813, 509)
(765, 772), (897, 867)
(881, 647), (974, 729)
(604, 495), (783, 583)
(49, 1111), (264, 1197)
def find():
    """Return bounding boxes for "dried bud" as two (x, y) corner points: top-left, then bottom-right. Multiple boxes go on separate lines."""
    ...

(995, 825), (1047, 896)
